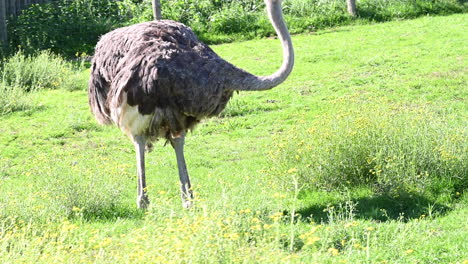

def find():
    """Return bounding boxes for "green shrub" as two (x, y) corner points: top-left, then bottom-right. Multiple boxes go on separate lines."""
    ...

(0, 51), (88, 115)
(7, 0), (136, 57)
(358, 0), (466, 21)
(131, 0), (467, 44)
(0, 83), (29, 115)
(0, 50), (87, 116)
(62, 70), (89, 92)
(209, 3), (259, 34)
(270, 102), (467, 198)
(1, 50), (75, 92)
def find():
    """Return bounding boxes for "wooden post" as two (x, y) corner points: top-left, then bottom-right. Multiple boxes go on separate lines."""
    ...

(152, 0), (162, 20)
(8, 0), (16, 17)
(0, 0), (7, 47)
(346, 0), (357, 17)
(17, 0), (24, 15)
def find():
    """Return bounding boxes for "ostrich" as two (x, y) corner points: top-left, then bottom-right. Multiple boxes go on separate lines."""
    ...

(88, 0), (294, 209)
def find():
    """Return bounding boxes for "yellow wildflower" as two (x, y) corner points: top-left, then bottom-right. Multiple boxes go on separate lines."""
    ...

(224, 233), (240, 240)
(61, 221), (78, 232)
(344, 221), (358, 228)
(328, 247), (339, 256)
(268, 212), (284, 221)
(273, 192), (286, 198)
(251, 218), (261, 223)
(305, 236), (320, 245)
(251, 225), (262, 231)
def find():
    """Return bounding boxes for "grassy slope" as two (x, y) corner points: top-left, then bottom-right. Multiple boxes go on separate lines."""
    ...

(0, 14), (467, 263)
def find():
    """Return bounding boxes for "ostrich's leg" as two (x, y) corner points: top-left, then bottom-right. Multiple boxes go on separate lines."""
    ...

(134, 135), (150, 209)
(171, 134), (193, 208)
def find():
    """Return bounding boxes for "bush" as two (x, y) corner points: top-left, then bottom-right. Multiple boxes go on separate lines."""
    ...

(358, 0), (466, 21)
(0, 83), (29, 115)
(0, 50), (76, 92)
(7, 0), (137, 57)
(269, 102), (467, 198)
(0, 50), (87, 115)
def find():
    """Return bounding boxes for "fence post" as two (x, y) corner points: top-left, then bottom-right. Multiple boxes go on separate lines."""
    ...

(346, 0), (357, 17)
(152, 0), (162, 20)
(8, 0), (15, 17)
(0, 0), (8, 48)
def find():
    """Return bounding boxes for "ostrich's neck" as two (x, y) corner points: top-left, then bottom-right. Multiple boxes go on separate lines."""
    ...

(233, 1), (294, 91)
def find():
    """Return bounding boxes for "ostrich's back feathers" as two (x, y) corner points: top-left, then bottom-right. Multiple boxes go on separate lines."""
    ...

(89, 20), (252, 140)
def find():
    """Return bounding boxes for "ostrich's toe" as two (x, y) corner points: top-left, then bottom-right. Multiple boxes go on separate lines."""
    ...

(182, 199), (193, 209)
(137, 194), (150, 209)
(145, 142), (154, 153)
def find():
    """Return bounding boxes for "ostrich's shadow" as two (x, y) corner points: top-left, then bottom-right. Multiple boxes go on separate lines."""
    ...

(296, 192), (451, 223)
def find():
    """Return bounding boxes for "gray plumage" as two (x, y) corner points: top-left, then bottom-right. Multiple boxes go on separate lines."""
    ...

(89, 20), (254, 140)
(88, 0), (294, 208)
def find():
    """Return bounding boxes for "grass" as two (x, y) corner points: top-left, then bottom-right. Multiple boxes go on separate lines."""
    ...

(0, 83), (29, 115)
(0, 14), (467, 263)
(270, 103), (467, 198)
(0, 50), (86, 114)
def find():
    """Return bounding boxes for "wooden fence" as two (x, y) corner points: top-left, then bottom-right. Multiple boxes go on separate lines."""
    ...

(1, 0), (53, 47)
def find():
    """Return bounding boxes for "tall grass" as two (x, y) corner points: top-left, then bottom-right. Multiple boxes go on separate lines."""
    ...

(1, 50), (74, 92)
(0, 50), (86, 115)
(0, 83), (28, 115)
(358, 0), (467, 21)
(7, 0), (130, 57)
(270, 100), (467, 199)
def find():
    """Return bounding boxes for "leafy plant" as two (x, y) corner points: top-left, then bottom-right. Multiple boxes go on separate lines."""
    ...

(7, 0), (137, 57)
(0, 50), (76, 92)
(270, 102), (467, 198)
(0, 83), (29, 115)
(0, 50), (87, 116)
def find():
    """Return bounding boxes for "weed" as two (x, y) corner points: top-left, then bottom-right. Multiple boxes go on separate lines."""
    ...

(0, 50), (75, 92)
(0, 50), (87, 116)
(270, 102), (467, 200)
(0, 83), (29, 115)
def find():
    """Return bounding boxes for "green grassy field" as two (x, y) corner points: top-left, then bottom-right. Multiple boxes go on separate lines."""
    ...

(1, 14), (467, 263)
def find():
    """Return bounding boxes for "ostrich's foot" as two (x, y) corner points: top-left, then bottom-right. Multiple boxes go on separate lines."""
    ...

(145, 142), (153, 153)
(137, 194), (150, 209)
(181, 189), (194, 209)
(182, 199), (193, 209)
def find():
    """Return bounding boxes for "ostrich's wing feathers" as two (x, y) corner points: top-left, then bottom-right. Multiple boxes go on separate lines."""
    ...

(91, 20), (251, 122)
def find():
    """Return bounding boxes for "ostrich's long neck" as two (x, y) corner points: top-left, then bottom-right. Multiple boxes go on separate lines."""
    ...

(233, 1), (294, 91)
